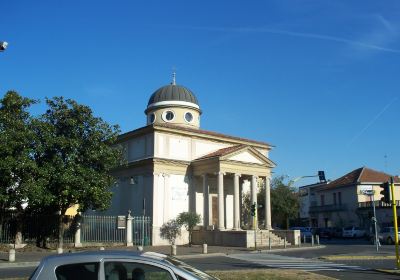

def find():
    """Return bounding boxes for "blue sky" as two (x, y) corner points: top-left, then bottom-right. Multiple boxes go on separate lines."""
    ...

(1, 1), (399, 186)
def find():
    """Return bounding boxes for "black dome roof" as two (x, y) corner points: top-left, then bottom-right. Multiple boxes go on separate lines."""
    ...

(147, 84), (199, 106)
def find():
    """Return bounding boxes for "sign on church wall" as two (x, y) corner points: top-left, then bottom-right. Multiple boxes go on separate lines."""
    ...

(171, 184), (188, 201)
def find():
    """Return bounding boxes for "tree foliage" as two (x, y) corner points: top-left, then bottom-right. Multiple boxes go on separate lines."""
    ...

(34, 97), (122, 215)
(0, 91), (45, 244)
(160, 219), (181, 245)
(33, 97), (123, 248)
(269, 175), (299, 229)
(177, 211), (201, 245)
(0, 91), (42, 210)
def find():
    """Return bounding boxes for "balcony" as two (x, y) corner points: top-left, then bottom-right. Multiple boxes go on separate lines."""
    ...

(309, 204), (347, 213)
(358, 200), (400, 208)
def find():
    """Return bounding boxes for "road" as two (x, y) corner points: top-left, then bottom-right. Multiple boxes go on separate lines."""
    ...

(1, 240), (399, 279)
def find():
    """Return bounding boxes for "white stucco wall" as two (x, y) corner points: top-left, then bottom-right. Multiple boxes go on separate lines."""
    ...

(126, 133), (154, 162)
(154, 132), (230, 161)
(99, 175), (152, 217)
(152, 173), (190, 245)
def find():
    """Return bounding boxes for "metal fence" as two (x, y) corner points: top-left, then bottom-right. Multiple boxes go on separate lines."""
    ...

(81, 215), (126, 243)
(1, 213), (152, 246)
(0, 213), (74, 245)
(132, 216), (152, 245)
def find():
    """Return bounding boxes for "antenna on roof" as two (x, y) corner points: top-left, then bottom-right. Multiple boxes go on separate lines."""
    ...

(171, 67), (176, 85)
(384, 154), (388, 171)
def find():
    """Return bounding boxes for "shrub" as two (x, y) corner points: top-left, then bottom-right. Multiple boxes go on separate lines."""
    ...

(159, 219), (181, 245)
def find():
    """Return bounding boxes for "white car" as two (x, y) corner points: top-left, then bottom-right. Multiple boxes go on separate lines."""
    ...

(379, 227), (400, 245)
(342, 226), (366, 238)
(30, 251), (217, 280)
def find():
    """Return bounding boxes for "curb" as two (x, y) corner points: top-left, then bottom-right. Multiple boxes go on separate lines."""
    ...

(0, 261), (39, 268)
(374, 268), (400, 276)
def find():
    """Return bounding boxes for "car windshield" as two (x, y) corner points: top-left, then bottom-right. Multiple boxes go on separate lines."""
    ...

(165, 256), (217, 280)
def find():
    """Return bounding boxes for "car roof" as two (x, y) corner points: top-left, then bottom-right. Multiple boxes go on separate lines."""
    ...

(41, 250), (169, 266)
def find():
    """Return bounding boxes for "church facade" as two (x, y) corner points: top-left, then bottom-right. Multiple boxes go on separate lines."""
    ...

(108, 77), (276, 245)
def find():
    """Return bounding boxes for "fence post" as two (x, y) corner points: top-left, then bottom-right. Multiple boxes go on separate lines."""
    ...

(298, 235), (301, 247)
(126, 210), (133, 247)
(9, 249), (15, 262)
(316, 235), (320, 246)
(202, 243), (208, 254)
(269, 235), (272, 250)
(303, 234), (306, 244)
(284, 237), (287, 249)
(311, 235), (314, 247)
(74, 216), (82, 248)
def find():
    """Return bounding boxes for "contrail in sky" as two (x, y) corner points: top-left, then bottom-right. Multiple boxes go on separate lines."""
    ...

(166, 25), (400, 54)
(347, 97), (398, 146)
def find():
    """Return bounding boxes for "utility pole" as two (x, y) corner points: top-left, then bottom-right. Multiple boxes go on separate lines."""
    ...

(370, 192), (379, 252)
(390, 177), (399, 268)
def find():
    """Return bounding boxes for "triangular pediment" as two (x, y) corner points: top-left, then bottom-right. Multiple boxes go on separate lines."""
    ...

(227, 150), (263, 164)
(221, 146), (276, 167)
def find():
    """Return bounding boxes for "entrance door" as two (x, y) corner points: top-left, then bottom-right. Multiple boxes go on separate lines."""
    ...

(212, 196), (218, 227)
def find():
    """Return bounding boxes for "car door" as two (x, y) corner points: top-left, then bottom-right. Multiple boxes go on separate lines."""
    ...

(99, 259), (178, 280)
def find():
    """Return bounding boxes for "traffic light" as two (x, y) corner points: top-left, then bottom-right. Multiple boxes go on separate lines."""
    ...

(380, 181), (391, 204)
(318, 171), (326, 183)
(250, 203), (256, 217)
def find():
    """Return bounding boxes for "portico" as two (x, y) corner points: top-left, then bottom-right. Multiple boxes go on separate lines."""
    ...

(191, 145), (275, 231)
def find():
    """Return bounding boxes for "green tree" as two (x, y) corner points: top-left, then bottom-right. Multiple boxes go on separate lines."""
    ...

(160, 219), (181, 245)
(270, 175), (299, 229)
(34, 97), (123, 250)
(177, 211), (201, 246)
(0, 91), (44, 244)
(256, 175), (299, 229)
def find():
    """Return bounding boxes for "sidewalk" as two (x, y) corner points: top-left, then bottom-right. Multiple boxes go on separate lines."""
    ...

(0, 244), (321, 267)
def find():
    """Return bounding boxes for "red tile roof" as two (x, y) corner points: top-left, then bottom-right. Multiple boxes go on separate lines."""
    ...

(326, 167), (400, 189)
(195, 145), (244, 160)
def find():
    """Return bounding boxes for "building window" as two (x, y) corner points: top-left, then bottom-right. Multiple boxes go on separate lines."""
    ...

(184, 112), (194, 123)
(149, 113), (156, 124)
(338, 192), (342, 205)
(162, 110), (175, 122)
(321, 195), (325, 206)
(333, 193), (337, 205)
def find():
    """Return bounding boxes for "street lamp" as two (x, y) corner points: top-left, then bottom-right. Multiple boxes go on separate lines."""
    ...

(289, 171), (327, 186)
(0, 41), (8, 52)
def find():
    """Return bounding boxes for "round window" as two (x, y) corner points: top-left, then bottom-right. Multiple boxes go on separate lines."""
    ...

(184, 112), (193, 123)
(162, 110), (175, 122)
(149, 113), (156, 124)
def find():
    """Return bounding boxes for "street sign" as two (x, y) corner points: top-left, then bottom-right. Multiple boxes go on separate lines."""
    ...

(360, 189), (375, 196)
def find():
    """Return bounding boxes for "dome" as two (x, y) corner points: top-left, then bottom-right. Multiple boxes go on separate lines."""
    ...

(147, 84), (199, 109)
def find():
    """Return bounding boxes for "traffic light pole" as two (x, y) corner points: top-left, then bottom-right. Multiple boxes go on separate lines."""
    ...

(254, 214), (257, 250)
(390, 177), (399, 269)
(371, 194), (379, 252)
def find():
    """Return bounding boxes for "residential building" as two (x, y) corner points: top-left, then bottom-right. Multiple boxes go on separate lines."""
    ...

(299, 167), (400, 230)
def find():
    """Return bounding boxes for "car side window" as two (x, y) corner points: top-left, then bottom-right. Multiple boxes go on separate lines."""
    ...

(55, 262), (99, 280)
(104, 261), (174, 280)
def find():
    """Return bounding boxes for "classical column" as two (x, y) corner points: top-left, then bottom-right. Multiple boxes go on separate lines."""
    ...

(265, 176), (272, 230)
(189, 176), (196, 213)
(251, 175), (258, 229)
(202, 174), (209, 228)
(233, 174), (241, 230)
(218, 172), (225, 230)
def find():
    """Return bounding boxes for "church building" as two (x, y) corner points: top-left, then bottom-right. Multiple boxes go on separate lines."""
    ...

(108, 75), (276, 246)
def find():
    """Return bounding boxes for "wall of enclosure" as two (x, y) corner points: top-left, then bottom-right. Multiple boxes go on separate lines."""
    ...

(0, 212), (152, 247)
